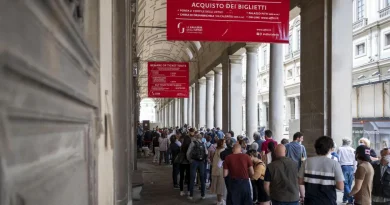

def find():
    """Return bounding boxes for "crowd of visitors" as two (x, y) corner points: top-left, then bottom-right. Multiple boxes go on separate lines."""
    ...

(136, 122), (390, 205)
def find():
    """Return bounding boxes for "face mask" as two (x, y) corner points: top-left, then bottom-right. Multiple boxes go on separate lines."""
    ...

(384, 155), (390, 163)
(359, 142), (364, 146)
(224, 143), (227, 148)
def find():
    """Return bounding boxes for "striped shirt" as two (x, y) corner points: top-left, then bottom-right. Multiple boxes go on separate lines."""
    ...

(299, 156), (344, 205)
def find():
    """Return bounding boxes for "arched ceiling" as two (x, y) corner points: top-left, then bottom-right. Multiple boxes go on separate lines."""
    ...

(136, 0), (206, 103)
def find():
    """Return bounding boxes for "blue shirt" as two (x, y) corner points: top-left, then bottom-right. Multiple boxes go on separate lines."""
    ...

(285, 142), (307, 169)
(216, 130), (224, 139)
(255, 139), (265, 152)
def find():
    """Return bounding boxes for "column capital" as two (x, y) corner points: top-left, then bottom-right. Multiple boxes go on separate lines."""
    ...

(205, 71), (215, 79)
(245, 43), (260, 53)
(229, 55), (244, 64)
(214, 65), (223, 74)
(198, 77), (206, 84)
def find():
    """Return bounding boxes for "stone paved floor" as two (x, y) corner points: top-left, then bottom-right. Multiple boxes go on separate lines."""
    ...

(134, 156), (345, 205)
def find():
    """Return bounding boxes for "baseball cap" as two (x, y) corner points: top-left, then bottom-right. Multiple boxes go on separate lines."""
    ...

(356, 145), (371, 161)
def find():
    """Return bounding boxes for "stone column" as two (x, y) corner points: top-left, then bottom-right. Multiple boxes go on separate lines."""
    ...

(206, 71), (214, 129)
(183, 97), (188, 126)
(196, 77), (207, 129)
(175, 99), (179, 126)
(285, 97), (291, 122)
(300, 0), (352, 154)
(246, 44), (260, 142)
(269, 44), (285, 143)
(228, 55), (244, 136)
(192, 85), (196, 127)
(188, 86), (193, 127)
(295, 97), (300, 119)
(214, 66), (223, 129)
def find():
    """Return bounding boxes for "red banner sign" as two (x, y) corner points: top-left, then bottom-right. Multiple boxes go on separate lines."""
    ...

(167, 0), (290, 43)
(148, 62), (189, 98)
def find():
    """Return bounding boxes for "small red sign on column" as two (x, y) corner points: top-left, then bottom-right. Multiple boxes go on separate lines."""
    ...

(167, 0), (290, 43)
(148, 62), (189, 98)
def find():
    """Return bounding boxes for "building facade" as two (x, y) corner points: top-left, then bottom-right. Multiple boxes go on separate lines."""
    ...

(256, 0), (390, 151)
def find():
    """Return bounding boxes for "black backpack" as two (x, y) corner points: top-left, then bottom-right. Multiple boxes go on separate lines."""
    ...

(191, 141), (206, 161)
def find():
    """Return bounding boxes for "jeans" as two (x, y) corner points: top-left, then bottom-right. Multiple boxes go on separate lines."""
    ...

(180, 164), (190, 191)
(342, 165), (354, 203)
(229, 178), (252, 205)
(224, 176), (233, 205)
(271, 200), (299, 205)
(153, 147), (160, 162)
(159, 151), (168, 164)
(189, 160), (206, 197)
(172, 163), (180, 186)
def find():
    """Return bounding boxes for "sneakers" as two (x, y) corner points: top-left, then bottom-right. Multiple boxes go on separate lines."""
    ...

(201, 196), (206, 200)
(180, 191), (185, 196)
(187, 196), (193, 200)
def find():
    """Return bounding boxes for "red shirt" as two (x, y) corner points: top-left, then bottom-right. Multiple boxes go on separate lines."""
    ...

(223, 153), (253, 179)
(261, 138), (277, 154)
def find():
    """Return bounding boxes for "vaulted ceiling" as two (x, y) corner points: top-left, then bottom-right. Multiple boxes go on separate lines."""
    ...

(136, 0), (208, 104)
(136, 0), (300, 104)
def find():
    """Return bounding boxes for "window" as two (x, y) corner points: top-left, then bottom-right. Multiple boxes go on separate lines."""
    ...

(290, 99), (296, 120)
(356, 43), (365, 56)
(288, 35), (292, 53)
(296, 67), (301, 76)
(385, 33), (390, 47)
(387, 0), (390, 7)
(263, 78), (268, 87)
(263, 50), (267, 66)
(287, 69), (293, 79)
(297, 30), (301, 50)
(357, 0), (364, 20)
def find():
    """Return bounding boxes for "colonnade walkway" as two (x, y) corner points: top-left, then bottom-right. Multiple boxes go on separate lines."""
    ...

(134, 157), (215, 205)
(134, 156), (345, 205)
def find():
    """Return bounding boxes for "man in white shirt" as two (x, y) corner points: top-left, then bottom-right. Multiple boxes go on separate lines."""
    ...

(337, 138), (356, 204)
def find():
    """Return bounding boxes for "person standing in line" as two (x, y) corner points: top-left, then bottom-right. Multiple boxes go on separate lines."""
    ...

(186, 133), (208, 200)
(179, 135), (192, 196)
(285, 132), (307, 170)
(210, 139), (226, 205)
(220, 137), (234, 205)
(253, 132), (265, 153)
(158, 133), (169, 165)
(247, 149), (268, 205)
(298, 136), (344, 205)
(260, 130), (277, 162)
(170, 136), (181, 189)
(359, 138), (379, 161)
(223, 144), (254, 205)
(137, 121), (144, 150)
(266, 141), (276, 165)
(337, 138), (356, 204)
(152, 131), (160, 163)
(281, 138), (289, 145)
(215, 127), (224, 139)
(264, 144), (304, 205)
(371, 148), (390, 205)
(349, 145), (374, 205)
(206, 134), (216, 188)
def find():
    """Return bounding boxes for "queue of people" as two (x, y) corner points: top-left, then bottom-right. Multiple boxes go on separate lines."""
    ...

(138, 123), (390, 205)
